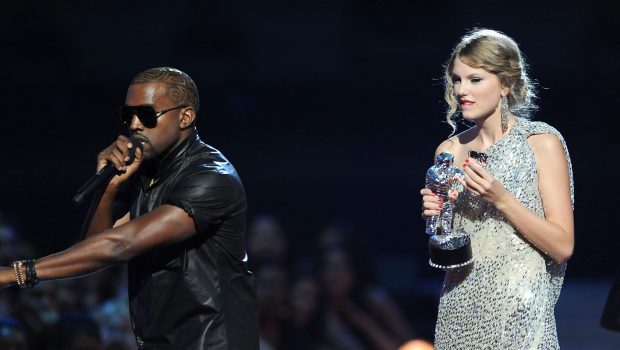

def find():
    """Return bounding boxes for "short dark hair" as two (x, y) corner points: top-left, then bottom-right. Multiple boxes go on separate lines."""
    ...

(131, 67), (200, 111)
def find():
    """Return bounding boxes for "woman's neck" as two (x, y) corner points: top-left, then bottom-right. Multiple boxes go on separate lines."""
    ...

(473, 113), (514, 151)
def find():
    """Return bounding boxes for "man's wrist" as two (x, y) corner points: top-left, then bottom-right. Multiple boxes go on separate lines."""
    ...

(102, 182), (121, 199)
(1, 267), (16, 288)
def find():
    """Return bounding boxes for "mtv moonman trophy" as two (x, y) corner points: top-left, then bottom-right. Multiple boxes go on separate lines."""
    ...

(425, 152), (473, 269)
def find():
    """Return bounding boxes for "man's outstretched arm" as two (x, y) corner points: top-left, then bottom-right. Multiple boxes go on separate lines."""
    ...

(0, 204), (196, 288)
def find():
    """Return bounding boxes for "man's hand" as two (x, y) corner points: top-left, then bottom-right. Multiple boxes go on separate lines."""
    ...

(97, 135), (144, 188)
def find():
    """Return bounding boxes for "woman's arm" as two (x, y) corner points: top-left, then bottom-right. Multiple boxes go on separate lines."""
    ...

(460, 133), (574, 263)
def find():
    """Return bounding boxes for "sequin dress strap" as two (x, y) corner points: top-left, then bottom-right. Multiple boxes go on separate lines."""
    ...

(516, 119), (574, 206)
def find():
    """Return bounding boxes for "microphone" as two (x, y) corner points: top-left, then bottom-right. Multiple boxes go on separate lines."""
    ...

(72, 137), (143, 205)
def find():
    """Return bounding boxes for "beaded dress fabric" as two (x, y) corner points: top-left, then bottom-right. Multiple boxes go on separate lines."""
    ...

(434, 118), (574, 349)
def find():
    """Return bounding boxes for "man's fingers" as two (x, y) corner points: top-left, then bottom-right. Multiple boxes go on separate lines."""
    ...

(98, 137), (134, 172)
(133, 146), (143, 162)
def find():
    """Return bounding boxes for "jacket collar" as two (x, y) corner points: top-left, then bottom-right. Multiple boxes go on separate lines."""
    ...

(139, 129), (200, 189)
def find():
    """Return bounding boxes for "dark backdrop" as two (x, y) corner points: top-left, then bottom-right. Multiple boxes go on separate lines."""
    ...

(1, 1), (618, 282)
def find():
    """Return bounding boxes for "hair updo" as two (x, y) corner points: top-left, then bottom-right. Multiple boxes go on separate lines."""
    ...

(443, 29), (537, 134)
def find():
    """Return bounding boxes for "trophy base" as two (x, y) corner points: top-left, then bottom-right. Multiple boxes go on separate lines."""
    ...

(428, 234), (474, 269)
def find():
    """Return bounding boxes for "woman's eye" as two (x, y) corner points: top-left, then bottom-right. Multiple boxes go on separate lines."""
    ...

(471, 77), (482, 83)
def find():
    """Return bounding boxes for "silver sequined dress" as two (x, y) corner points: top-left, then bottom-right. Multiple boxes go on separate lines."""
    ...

(434, 118), (574, 349)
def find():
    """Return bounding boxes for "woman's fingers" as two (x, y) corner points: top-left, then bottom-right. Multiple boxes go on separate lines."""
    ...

(461, 158), (506, 201)
(464, 157), (492, 181)
(420, 188), (443, 218)
(457, 169), (482, 196)
(420, 188), (434, 196)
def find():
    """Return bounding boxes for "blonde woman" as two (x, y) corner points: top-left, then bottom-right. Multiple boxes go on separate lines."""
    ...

(420, 29), (574, 349)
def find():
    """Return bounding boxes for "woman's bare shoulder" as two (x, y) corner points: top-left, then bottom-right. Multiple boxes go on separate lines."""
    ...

(435, 126), (477, 156)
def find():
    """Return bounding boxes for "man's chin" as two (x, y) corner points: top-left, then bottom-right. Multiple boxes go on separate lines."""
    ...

(141, 150), (157, 162)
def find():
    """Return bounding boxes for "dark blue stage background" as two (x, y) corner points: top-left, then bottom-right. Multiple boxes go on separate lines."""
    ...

(1, 0), (619, 348)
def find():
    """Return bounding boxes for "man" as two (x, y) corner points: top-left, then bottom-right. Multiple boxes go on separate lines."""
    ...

(0, 67), (259, 349)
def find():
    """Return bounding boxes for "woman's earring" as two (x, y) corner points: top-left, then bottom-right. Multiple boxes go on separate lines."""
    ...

(500, 95), (509, 134)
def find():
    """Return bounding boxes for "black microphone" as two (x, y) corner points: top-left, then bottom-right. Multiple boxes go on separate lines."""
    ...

(72, 137), (144, 205)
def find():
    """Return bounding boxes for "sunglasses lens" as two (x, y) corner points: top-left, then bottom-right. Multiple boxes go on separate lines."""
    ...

(119, 107), (133, 126)
(119, 106), (157, 127)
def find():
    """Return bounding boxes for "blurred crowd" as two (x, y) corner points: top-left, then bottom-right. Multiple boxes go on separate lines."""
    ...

(0, 212), (432, 350)
(0, 213), (134, 350)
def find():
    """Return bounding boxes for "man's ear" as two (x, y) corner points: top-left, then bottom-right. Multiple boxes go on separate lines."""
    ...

(180, 107), (196, 129)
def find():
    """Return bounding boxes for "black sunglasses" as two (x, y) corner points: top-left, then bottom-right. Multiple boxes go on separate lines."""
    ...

(118, 105), (188, 128)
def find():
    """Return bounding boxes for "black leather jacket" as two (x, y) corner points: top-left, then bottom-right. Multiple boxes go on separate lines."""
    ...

(119, 131), (258, 349)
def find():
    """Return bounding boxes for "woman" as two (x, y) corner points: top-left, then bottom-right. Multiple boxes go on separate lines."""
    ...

(420, 29), (574, 349)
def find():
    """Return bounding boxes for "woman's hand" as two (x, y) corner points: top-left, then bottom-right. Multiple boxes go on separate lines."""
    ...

(457, 157), (509, 205)
(420, 188), (443, 219)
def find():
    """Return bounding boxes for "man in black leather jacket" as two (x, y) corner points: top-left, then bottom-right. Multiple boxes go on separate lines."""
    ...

(0, 67), (259, 350)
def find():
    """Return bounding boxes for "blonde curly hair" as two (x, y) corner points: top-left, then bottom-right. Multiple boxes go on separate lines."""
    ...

(443, 29), (537, 134)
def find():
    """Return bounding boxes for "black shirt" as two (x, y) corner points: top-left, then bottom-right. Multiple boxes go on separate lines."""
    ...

(121, 131), (258, 349)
